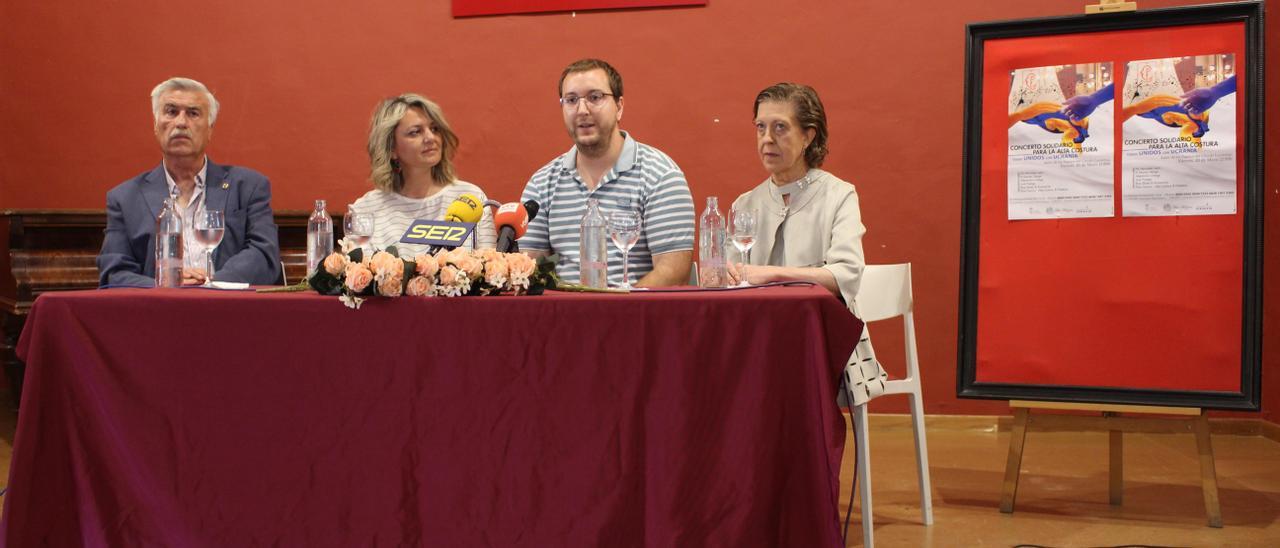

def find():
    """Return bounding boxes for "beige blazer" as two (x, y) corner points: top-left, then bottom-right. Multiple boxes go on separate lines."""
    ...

(728, 168), (887, 406)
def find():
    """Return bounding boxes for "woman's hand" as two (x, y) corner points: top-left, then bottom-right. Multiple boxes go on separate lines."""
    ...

(727, 262), (842, 298)
(726, 262), (773, 286)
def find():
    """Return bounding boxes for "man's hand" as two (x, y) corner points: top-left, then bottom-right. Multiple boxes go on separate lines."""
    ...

(182, 267), (208, 286)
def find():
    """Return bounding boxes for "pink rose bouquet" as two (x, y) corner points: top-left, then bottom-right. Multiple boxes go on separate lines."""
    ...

(298, 245), (556, 308)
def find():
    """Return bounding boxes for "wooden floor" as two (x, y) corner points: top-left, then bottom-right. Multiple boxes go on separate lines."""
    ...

(836, 415), (1280, 547)
(0, 400), (1276, 546)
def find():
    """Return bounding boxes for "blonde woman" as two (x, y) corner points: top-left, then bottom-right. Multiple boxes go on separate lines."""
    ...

(350, 94), (496, 256)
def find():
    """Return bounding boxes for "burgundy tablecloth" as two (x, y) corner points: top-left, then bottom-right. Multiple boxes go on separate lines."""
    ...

(4, 285), (860, 547)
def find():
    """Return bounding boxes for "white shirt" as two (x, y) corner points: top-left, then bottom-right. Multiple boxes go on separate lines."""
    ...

(349, 180), (497, 257)
(162, 158), (210, 271)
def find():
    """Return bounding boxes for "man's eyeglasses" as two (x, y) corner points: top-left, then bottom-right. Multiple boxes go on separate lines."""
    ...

(560, 91), (616, 110)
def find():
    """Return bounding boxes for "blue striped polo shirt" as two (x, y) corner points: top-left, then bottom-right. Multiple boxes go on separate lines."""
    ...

(518, 132), (695, 285)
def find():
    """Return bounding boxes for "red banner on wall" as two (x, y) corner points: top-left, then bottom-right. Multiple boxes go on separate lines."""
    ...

(453, 0), (706, 17)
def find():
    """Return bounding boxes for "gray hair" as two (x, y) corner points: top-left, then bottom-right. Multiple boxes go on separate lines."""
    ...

(150, 77), (220, 125)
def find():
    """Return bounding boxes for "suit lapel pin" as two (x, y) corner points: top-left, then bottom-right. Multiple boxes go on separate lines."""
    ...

(220, 181), (230, 189)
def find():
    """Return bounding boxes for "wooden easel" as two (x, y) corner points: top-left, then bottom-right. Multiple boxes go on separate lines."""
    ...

(999, 400), (1223, 528)
(1086, 0), (1138, 14)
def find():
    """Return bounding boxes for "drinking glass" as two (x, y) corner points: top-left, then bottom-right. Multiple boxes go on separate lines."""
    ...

(193, 209), (225, 287)
(729, 206), (757, 287)
(344, 209), (375, 257)
(607, 210), (642, 290)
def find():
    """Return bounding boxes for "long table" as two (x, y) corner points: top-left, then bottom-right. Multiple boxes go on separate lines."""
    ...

(3, 285), (860, 546)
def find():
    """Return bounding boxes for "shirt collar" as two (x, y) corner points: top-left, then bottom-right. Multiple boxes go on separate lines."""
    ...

(560, 131), (637, 179)
(767, 168), (819, 202)
(162, 156), (209, 199)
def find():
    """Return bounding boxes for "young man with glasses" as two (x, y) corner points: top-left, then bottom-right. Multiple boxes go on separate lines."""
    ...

(518, 58), (695, 287)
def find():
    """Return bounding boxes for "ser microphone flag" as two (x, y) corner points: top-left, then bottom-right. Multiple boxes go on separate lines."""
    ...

(400, 194), (483, 250)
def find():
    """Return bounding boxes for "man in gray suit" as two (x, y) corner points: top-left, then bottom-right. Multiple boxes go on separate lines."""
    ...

(98, 77), (280, 287)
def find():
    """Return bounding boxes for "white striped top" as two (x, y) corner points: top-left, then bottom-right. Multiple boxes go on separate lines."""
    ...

(518, 132), (695, 285)
(349, 180), (497, 257)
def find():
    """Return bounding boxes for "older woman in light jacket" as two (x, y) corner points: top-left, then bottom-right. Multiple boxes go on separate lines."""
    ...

(726, 83), (886, 405)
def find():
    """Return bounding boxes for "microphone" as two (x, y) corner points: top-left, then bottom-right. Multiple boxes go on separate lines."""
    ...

(494, 200), (540, 253)
(445, 193), (484, 223)
(428, 194), (484, 253)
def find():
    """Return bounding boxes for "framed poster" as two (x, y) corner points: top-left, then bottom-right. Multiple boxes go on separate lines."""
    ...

(454, 0), (706, 17)
(958, 2), (1264, 409)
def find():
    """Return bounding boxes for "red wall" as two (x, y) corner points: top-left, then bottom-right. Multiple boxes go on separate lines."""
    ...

(0, 1), (1275, 418)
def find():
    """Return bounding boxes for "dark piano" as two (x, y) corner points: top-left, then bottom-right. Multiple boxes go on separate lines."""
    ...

(0, 209), (333, 409)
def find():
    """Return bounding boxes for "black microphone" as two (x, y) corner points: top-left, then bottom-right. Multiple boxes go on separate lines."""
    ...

(494, 200), (540, 253)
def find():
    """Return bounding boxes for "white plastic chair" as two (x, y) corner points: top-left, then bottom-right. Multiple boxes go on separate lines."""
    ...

(847, 263), (933, 547)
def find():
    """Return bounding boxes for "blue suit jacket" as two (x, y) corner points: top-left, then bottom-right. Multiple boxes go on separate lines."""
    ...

(97, 160), (282, 287)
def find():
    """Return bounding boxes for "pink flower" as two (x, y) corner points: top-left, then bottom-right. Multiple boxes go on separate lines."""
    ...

(377, 272), (404, 297)
(436, 248), (482, 280)
(322, 252), (348, 276)
(344, 263), (373, 292)
(507, 253), (536, 279)
(413, 254), (439, 278)
(483, 254), (510, 288)
(405, 275), (434, 296)
(455, 254), (484, 280)
(435, 249), (453, 270)
(505, 252), (537, 293)
(369, 251), (402, 279)
(436, 263), (472, 297)
(438, 265), (460, 287)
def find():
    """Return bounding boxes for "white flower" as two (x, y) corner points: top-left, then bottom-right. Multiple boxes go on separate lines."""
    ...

(339, 294), (365, 310)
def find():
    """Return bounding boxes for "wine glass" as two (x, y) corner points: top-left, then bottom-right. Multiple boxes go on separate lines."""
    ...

(607, 210), (642, 290)
(729, 206), (757, 287)
(193, 209), (225, 287)
(344, 209), (375, 258)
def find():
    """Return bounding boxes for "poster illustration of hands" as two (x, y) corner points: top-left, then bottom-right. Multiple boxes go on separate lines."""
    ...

(961, 2), (1264, 411)
(1006, 63), (1115, 220)
(1121, 54), (1237, 216)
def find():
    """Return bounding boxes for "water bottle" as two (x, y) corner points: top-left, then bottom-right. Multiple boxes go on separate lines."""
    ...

(699, 196), (728, 288)
(306, 199), (334, 276)
(579, 198), (608, 288)
(154, 197), (184, 287)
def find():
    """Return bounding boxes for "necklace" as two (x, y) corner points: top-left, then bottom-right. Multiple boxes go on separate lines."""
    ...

(774, 173), (811, 196)
(772, 172), (814, 218)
